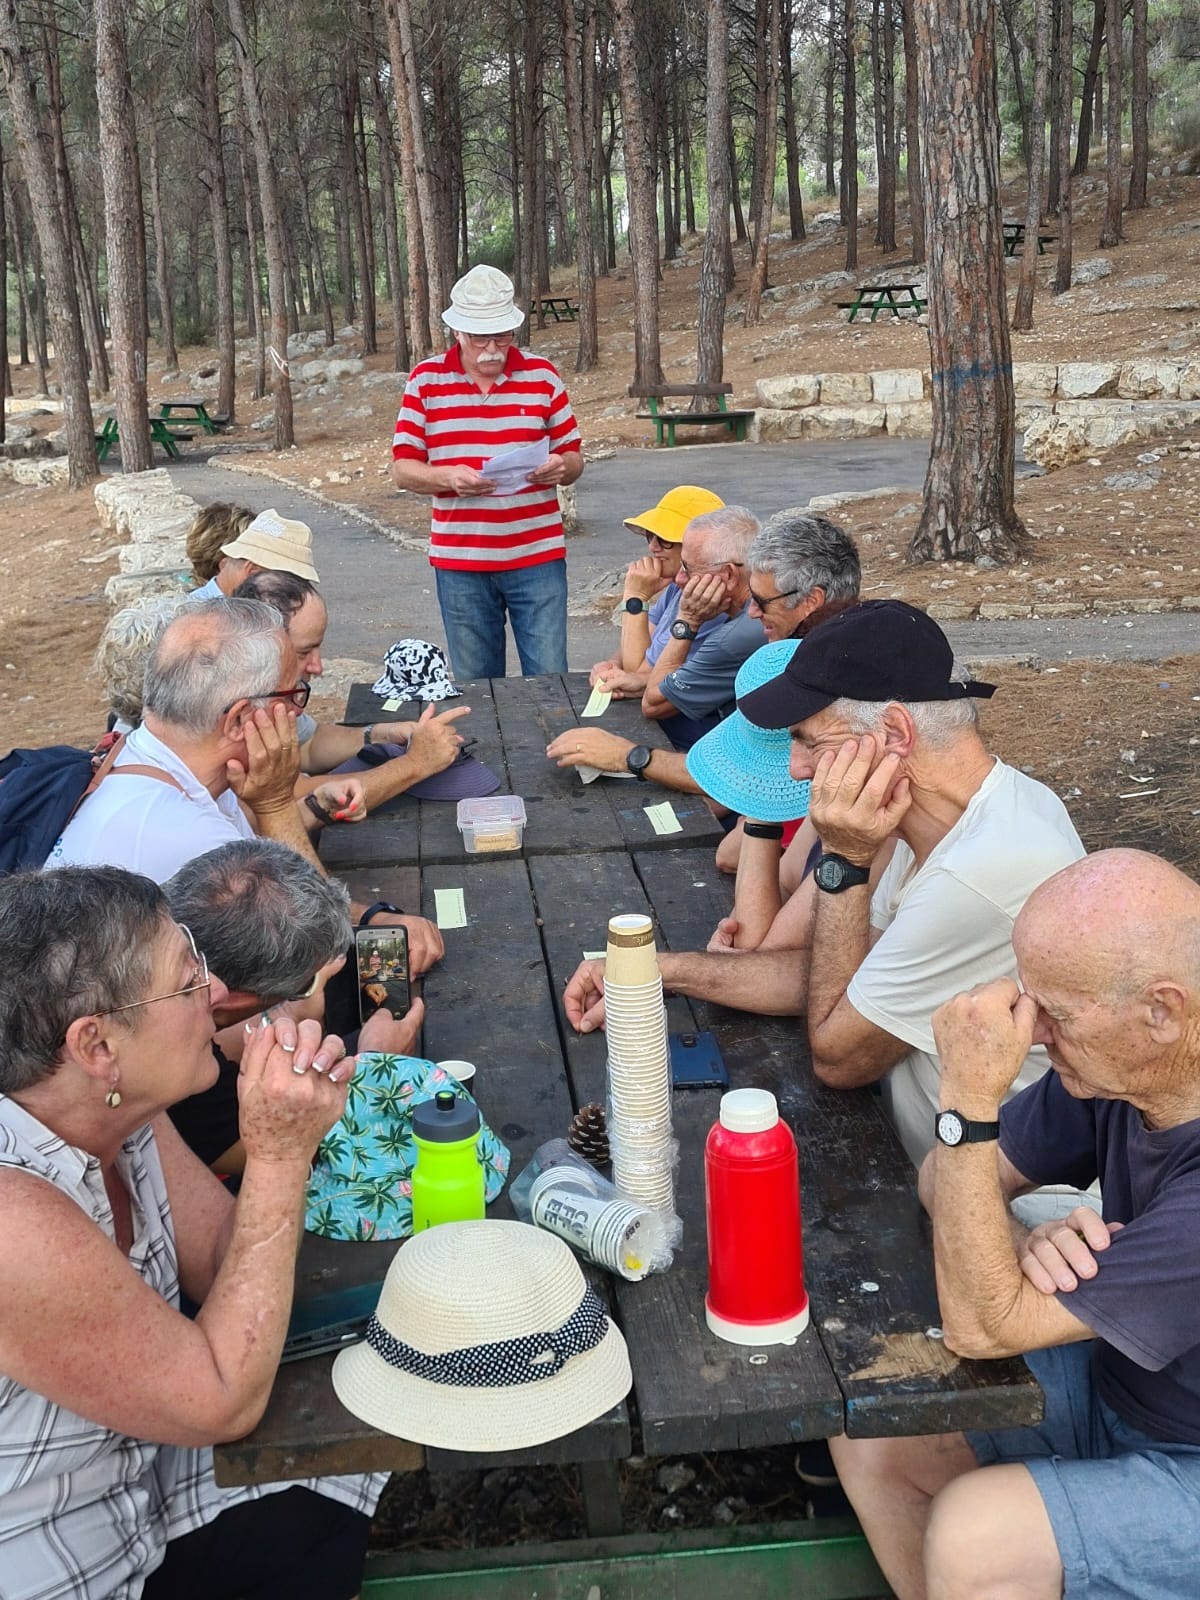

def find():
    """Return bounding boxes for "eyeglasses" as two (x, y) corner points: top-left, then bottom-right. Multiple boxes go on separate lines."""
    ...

(748, 584), (803, 610)
(100, 925), (211, 1016)
(221, 681), (312, 716)
(464, 332), (514, 350)
(679, 559), (743, 578)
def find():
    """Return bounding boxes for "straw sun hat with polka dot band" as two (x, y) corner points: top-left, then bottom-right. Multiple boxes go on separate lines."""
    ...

(332, 1220), (632, 1450)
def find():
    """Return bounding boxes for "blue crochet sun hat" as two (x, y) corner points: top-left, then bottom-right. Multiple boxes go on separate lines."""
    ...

(685, 639), (812, 822)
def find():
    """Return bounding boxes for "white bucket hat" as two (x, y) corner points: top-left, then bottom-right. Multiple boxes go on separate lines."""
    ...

(442, 265), (526, 335)
(221, 508), (320, 584)
(332, 1220), (632, 1450)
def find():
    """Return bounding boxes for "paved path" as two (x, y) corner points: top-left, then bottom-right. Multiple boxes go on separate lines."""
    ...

(166, 444), (1196, 674)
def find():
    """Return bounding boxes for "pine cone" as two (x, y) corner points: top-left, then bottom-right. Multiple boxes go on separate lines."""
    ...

(567, 1102), (610, 1168)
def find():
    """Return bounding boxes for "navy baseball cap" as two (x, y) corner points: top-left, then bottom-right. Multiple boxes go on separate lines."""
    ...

(738, 600), (996, 730)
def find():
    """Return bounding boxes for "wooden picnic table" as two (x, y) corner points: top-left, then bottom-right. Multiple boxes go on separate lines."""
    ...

(157, 396), (226, 434)
(628, 382), (754, 448)
(836, 282), (927, 322)
(529, 294), (579, 323)
(94, 413), (194, 464)
(213, 671), (1042, 1584)
(1002, 221), (1058, 257)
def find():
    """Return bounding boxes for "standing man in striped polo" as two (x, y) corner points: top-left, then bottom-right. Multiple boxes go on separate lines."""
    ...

(391, 265), (585, 680)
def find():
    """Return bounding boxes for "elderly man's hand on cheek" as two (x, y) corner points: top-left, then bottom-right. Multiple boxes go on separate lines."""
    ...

(807, 734), (910, 867)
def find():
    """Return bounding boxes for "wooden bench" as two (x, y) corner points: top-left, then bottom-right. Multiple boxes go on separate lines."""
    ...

(835, 283), (927, 322)
(529, 294), (578, 323)
(628, 382), (754, 448)
(1002, 222), (1058, 257)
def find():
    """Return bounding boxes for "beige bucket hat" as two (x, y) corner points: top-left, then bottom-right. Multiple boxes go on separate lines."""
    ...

(332, 1220), (632, 1450)
(220, 508), (320, 584)
(442, 265), (526, 335)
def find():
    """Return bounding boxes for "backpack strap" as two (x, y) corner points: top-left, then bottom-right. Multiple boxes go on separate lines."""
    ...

(66, 735), (185, 827)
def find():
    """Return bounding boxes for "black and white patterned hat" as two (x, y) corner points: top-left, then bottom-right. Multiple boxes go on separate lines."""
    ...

(372, 639), (462, 703)
(332, 1221), (632, 1450)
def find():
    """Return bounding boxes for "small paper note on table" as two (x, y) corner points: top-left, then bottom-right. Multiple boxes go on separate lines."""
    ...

(583, 950), (606, 961)
(434, 888), (468, 929)
(581, 687), (611, 718)
(644, 801), (682, 836)
(381, 697), (402, 712)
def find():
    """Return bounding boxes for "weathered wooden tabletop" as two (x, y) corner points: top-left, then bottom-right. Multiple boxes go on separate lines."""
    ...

(213, 672), (1041, 1490)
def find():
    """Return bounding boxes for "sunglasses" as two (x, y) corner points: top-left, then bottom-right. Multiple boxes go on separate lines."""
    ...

(100, 925), (211, 1016)
(748, 585), (803, 610)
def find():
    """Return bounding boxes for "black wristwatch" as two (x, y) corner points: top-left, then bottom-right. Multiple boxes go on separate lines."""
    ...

(359, 900), (402, 927)
(625, 744), (653, 780)
(623, 597), (645, 615)
(669, 618), (698, 642)
(936, 1109), (1001, 1147)
(813, 852), (871, 893)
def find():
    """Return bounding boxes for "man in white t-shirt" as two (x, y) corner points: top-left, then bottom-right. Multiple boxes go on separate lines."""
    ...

(49, 598), (444, 973)
(564, 602), (1087, 1195)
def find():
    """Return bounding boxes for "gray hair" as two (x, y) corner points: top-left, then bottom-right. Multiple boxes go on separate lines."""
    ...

(827, 695), (980, 746)
(142, 597), (286, 738)
(233, 569), (320, 626)
(165, 840), (352, 1000)
(93, 596), (189, 726)
(0, 868), (169, 1093)
(685, 505), (761, 566)
(747, 513), (861, 610)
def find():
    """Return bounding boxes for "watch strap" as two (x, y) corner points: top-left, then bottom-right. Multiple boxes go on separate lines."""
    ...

(937, 1109), (1002, 1145)
(304, 792), (335, 825)
(743, 822), (785, 841)
(359, 900), (402, 927)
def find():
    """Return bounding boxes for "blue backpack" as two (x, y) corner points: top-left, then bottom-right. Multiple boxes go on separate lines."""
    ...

(0, 737), (179, 874)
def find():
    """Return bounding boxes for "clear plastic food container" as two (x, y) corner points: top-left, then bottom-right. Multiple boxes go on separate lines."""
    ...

(456, 796), (528, 854)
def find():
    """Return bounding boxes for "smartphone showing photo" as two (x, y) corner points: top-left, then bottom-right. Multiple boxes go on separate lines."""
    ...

(355, 925), (411, 1026)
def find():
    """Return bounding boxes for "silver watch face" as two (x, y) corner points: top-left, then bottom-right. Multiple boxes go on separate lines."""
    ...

(937, 1111), (964, 1146)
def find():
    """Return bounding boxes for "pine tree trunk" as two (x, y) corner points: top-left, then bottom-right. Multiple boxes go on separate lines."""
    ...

(145, 110), (179, 371)
(0, 144), (8, 438)
(367, 24), (409, 371)
(386, 0), (433, 356)
(680, 92), (697, 235)
(227, 0), (293, 448)
(196, 0), (236, 420)
(999, 0), (1031, 173)
(613, 0), (664, 386)
(1127, 0), (1147, 209)
(95, 0), (151, 471)
(842, 0), (858, 271)
(1012, 0), (1050, 332)
(729, 124), (748, 242)
(343, 53), (375, 353)
(780, 0), (804, 240)
(1097, 0), (1123, 246)
(745, 0), (779, 325)
(1046, 0), (1062, 209)
(910, 0), (1030, 565)
(696, 0), (730, 386)
(1052, 0), (1074, 293)
(902, 0), (924, 263)
(7, 175), (43, 382)
(824, 5), (837, 194)
(561, 0), (598, 370)
(236, 127), (266, 399)
(872, 0), (897, 253)
(1073, 0), (1104, 175)
(0, 0), (95, 483)
(393, 0), (447, 321)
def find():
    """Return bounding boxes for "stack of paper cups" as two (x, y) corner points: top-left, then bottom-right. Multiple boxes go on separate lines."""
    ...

(604, 913), (675, 1213)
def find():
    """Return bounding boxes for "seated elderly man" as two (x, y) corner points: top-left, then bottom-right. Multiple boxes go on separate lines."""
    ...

(234, 568), (467, 805)
(164, 839), (423, 1174)
(588, 485), (725, 699)
(0, 865), (383, 1599)
(187, 505), (319, 601)
(833, 850), (1200, 1600)
(50, 597), (442, 971)
(546, 512), (861, 803)
(564, 602), (1087, 1197)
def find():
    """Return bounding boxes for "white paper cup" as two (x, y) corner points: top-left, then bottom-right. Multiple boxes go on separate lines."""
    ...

(436, 1059), (476, 1085)
(605, 914), (659, 986)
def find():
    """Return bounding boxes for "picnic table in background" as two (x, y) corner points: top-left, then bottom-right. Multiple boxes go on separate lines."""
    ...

(157, 397), (228, 434)
(1002, 221), (1058, 257)
(628, 381), (754, 448)
(529, 294), (578, 322)
(212, 668), (1044, 1595)
(836, 282), (928, 322)
(94, 414), (194, 464)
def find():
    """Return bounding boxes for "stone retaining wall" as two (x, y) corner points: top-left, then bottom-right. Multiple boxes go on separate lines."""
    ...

(95, 468), (196, 608)
(753, 359), (1200, 462)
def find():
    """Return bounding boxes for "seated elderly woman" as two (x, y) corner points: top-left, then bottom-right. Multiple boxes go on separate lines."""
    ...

(93, 596), (188, 733)
(185, 502), (255, 598)
(0, 866), (386, 1600)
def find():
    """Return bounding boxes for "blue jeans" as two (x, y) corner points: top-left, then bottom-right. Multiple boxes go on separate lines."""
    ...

(434, 561), (568, 680)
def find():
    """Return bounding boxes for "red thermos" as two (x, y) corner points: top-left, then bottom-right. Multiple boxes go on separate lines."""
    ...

(705, 1088), (809, 1345)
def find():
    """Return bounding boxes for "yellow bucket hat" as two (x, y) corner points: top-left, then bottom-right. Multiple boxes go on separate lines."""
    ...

(623, 485), (725, 545)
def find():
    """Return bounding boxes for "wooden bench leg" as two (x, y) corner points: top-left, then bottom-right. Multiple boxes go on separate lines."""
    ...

(579, 1460), (623, 1537)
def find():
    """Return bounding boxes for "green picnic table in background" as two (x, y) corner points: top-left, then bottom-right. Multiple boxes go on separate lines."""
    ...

(94, 414), (194, 464)
(158, 397), (227, 434)
(835, 283), (927, 322)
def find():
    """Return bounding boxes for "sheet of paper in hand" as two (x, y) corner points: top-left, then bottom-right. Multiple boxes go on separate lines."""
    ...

(481, 436), (550, 495)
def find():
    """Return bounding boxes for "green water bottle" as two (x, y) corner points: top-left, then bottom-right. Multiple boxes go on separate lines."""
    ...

(411, 1091), (486, 1230)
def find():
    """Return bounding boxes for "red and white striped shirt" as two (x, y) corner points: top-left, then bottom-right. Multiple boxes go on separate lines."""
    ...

(393, 343), (582, 572)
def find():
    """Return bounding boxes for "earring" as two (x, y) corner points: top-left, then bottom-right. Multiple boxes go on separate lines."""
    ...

(105, 1081), (122, 1109)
